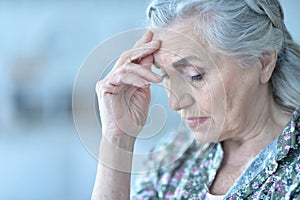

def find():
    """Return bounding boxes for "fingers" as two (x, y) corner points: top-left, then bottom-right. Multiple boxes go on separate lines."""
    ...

(133, 31), (154, 48)
(96, 63), (162, 96)
(129, 31), (159, 65)
(115, 40), (160, 67)
(140, 54), (154, 66)
(109, 66), (160, 90)
(101, 82), (126, 95)
(115, 63), (162, 85)
(96, 31), (162, 97)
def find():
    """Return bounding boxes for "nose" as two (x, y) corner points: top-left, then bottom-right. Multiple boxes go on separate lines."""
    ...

(168, 89), (194, 111)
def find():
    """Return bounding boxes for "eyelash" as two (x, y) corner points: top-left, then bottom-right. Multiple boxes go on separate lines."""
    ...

(161, 73), (205, 83)
(190, 73), (205, 82)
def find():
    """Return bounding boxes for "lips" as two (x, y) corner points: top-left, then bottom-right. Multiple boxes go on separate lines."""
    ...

(184, 117), (208, 128)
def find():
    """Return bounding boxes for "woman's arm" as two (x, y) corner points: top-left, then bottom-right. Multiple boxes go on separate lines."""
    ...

(91, 31), (162, 200)
(91, 136), (135, 199)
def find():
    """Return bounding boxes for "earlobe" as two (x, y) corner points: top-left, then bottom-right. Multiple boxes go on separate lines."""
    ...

(259, 51), (278, 84)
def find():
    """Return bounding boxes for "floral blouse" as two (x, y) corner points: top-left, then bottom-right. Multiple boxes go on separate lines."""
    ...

(131, 109), (300, 199)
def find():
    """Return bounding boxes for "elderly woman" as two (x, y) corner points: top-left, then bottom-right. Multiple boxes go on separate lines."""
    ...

(92, 0), (300, 199)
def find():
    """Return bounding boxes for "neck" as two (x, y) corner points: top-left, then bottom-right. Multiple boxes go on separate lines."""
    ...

(222, 97), (292, 167)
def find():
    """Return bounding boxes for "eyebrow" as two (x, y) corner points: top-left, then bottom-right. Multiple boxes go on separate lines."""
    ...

(154, 56), (200, 69)
(172, 56), (199, 68)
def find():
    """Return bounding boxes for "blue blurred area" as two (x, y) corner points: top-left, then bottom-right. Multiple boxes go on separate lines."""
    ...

(0, 0), (149, 199)
(0, 0), (299, 199)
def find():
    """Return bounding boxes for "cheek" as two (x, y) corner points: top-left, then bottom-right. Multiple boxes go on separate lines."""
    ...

(193, 87), (212, 113)
(223, 70), (259, 113)
(194, 76), (227, 115)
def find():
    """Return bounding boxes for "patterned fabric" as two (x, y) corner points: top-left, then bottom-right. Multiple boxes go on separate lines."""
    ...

(131, 109), (300, 200)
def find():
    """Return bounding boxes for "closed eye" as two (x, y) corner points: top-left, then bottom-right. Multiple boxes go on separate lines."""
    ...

(191, 73), (205, 82)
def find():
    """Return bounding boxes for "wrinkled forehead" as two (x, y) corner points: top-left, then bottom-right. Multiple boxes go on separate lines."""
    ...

(150, 23), (215, 68)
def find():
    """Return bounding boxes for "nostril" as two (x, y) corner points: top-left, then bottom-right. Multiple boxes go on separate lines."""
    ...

(168, 92), (194, 111)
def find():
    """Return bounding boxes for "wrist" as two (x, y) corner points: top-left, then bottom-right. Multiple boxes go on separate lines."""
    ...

(99, 135), (135, 172)
(101, 131), (136, 151)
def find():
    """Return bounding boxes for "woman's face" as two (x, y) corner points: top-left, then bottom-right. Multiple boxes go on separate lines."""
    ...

(152, 20), (268, 142)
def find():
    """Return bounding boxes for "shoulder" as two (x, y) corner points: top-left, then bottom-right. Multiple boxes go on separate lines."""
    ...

(252, 109), (300, 198)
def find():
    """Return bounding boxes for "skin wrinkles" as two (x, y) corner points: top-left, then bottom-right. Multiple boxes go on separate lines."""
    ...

(151, 18), (292, 194)
(93, 3), (298, 198)
(152, 18), (291, 142)
(92, 16), (294, 198)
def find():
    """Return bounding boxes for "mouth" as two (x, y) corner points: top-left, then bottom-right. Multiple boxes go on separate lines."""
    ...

(184, 117), (208, 129)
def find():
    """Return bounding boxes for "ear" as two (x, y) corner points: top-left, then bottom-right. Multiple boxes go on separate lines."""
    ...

(259, 51), (278, 84)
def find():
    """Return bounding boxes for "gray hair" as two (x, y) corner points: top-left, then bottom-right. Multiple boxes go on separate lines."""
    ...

(147, 0), (300, 113)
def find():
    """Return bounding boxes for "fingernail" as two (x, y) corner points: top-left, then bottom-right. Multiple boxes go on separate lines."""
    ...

(143, 31), (151, 40)
(143, 31), (149, 38)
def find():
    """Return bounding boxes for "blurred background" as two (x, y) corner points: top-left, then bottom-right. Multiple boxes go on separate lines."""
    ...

(0, 0), (299, 199)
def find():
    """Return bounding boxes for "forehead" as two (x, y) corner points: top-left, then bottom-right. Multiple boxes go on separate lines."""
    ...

(151, 20), (214, 67)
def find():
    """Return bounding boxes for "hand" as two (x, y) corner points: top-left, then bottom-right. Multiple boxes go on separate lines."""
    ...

(96, 31), (162, 147)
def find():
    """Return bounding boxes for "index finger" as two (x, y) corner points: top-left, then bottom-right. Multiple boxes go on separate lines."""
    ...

(133, 31), (154, 48)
